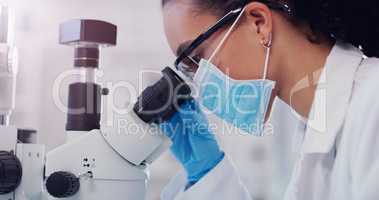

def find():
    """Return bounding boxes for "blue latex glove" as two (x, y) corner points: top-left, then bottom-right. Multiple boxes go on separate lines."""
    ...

(159, 99), (224, 186)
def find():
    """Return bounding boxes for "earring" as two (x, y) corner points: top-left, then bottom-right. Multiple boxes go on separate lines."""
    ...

(261, 33), (273, 48)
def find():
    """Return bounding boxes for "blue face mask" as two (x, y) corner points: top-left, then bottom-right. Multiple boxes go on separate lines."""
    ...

(192, 7), (275, 136)
(193, 59), (275, 136)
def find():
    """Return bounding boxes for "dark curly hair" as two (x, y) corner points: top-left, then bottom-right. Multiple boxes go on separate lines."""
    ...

(162, 0), (379, 57)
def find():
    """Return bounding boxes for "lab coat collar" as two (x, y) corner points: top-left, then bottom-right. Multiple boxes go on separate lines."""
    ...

(301, 41), (364, 154)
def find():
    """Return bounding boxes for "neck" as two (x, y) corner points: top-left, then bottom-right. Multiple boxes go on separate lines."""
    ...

(275, 40), (333, 118)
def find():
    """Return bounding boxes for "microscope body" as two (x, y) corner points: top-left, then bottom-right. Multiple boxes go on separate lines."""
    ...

(43, 19), (189, 200)
(0, 6), (45, 200)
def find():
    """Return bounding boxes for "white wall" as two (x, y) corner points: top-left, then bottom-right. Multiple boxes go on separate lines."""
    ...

(5, 0), (297, 199)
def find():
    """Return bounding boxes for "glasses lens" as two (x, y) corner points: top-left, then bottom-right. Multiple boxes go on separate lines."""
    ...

(176, 54), (201, 79)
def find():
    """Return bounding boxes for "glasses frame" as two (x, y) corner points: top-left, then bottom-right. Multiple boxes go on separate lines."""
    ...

(174, 0), (292, 70)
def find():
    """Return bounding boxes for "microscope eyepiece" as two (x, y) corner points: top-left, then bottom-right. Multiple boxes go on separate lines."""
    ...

(133, 67), (191, 124)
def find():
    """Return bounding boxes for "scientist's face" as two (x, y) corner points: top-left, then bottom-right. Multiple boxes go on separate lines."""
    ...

(162, 1), (269, 80)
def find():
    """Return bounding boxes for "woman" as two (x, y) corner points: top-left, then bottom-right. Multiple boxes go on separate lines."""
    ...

(158, 0), (379, 199)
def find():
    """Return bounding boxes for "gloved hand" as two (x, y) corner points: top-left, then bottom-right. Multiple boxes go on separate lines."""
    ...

(159, 98), (224, 187)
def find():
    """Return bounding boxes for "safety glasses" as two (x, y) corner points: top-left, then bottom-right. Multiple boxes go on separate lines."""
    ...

(174, 0), (292, 79)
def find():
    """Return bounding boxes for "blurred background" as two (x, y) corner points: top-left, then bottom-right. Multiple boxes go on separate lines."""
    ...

(4, 0), (301, 199)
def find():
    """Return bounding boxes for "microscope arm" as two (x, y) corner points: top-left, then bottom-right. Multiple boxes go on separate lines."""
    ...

(100, 110), (172, 166)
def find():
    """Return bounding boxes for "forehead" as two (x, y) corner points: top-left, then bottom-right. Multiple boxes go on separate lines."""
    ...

(162, 2), (219, 55)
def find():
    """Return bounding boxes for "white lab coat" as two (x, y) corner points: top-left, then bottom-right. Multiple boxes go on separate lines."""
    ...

(160, 42), (379, 200)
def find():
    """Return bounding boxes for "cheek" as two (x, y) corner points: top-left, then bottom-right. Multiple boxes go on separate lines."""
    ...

(162, 12), (181, 55)
(214, 36), (266, 80)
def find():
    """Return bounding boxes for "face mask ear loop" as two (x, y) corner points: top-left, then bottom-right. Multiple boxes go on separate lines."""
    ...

(260, 33), (273, 133)
(208, 7), (247, 64)
(262, 33), (272, 80)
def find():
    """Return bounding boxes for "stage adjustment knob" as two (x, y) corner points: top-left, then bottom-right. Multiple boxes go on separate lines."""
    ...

(46, 171), (80, 198)
(0, 151), (22, 194)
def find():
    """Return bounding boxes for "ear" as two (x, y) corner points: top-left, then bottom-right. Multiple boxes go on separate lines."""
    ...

(243, 2), (273, 45)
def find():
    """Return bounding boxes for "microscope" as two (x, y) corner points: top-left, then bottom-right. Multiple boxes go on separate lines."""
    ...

(0, 5), (191, 198)
(43, 19), (191, 199)
(0, 5), (46, 200)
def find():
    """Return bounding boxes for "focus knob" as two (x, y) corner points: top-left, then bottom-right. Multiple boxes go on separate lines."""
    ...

(46, 171), (80, 198)
(0, 151), (22, 194)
